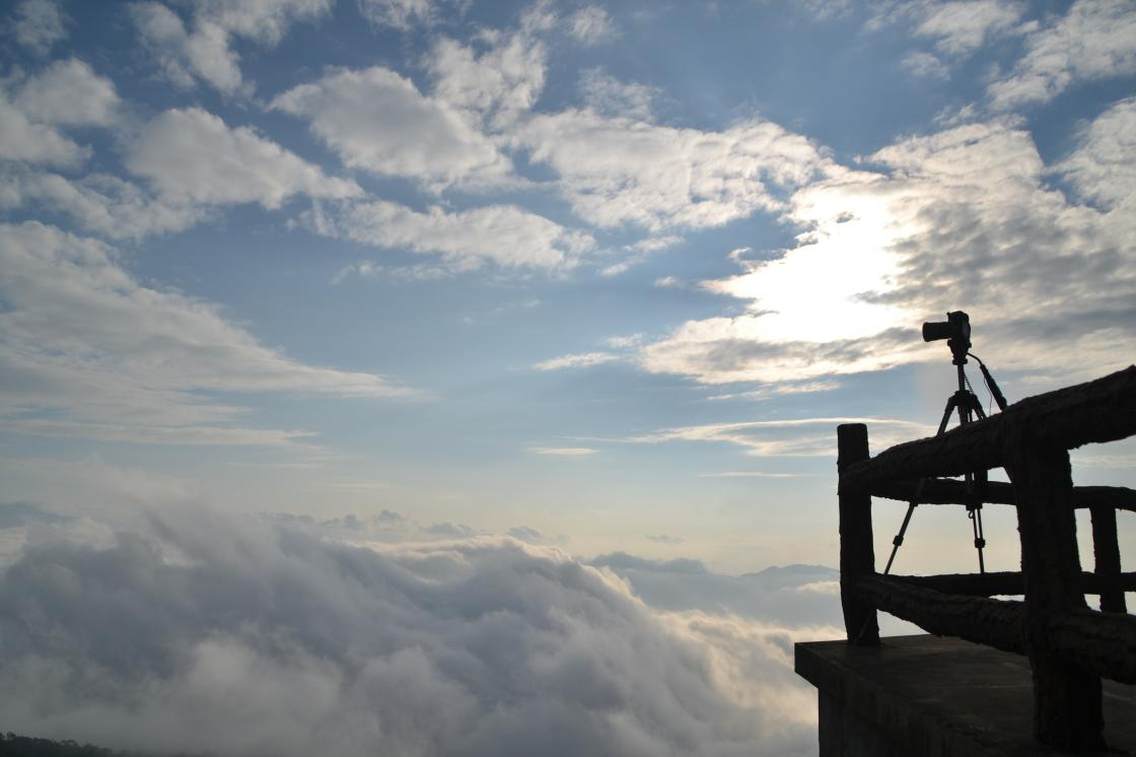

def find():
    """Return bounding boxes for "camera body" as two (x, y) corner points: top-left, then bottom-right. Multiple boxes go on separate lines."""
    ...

(923, 310), (971, 363)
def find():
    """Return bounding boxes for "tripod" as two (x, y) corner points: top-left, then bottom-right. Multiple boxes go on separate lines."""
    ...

(883, 313), (1007, 576)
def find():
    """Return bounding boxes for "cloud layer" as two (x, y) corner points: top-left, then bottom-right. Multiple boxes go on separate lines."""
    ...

(0, 505), (833, 757)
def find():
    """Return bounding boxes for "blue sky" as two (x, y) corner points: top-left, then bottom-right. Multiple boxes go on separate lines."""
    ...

(2, 0), (1135, 574)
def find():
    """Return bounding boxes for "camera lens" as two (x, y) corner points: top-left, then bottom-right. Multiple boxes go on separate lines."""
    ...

(922, 321), (953, 342)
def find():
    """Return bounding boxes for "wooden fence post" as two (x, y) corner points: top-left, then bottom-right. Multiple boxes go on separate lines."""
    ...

(1090, 505), (1127, 613)
(838, 423), (879, 645)
(1005, 432), (1104, 750)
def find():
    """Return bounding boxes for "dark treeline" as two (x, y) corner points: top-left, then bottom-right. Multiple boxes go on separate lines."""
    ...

(0, 734), (201, 757)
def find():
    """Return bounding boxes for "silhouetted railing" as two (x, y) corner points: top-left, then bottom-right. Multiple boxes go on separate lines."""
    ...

(836, 365), (1136, 751)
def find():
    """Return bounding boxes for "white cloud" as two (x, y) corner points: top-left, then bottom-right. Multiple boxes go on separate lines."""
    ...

(1056, 97), (1136, 210)
(901, 51), (949, 79)
(126, 108), (361, 209)
(629, 235), (683, 254)
(306, 199), (593, 270)
(529, 446), (597, 456)
(794, 580), (840, 595)
(988, 0), (1136, 109)
(9, 0), (67, 55)
(624, 417), (929, 458)
(331, 260), (453, 284)
(272, 66), (512, 188)
(638, 319), (931, 385)
(604, 334), (644, 349)
(0, 222), (413, 446)
(789, 0), (853, 21)
(869, 0), (1024, 58)
(533, 352), (621, 371)
(0, 504), (835, 756)
(0, 58), (119, 168)
(578, 69), (656, 120)
(422, 1), (558, 131)
(913, 0), (1023, 56)
(130, 3), (235, 91)
(568, 6), (618, 45)
(655, 276), (682, 288)
(636, 119), (1136, 387)
(600, 235), (682, 277)
(0, 97), (87, 166)
(357, 0), (435, 29)
(705, 380), (842, 402)
(0, 169), (204, 240)
(513, 110), (828, 231)
(12, 58), (120, 126)
(426, 19), (548, 131)
(130, 0), (332, 94)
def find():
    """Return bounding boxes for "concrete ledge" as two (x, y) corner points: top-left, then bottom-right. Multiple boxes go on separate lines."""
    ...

(795, 634), (1136, 756)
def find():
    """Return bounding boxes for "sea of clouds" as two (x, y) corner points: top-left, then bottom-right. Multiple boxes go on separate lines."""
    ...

(0, 500), (868, 757)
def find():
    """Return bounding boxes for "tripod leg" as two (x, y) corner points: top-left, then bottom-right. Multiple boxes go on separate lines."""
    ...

(936, 396), (956, 436)
(883, 399), (956, 574)
(972, 505), (986, 573)
(957, 380), (989, 573)
(884, 501), (916, 575)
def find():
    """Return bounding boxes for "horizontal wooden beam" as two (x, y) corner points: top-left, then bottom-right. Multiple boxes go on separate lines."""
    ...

(1048, 609), (1136, 685)
(871, 478), (1015, 505)
(856, 575), (1136, 685)
(870, 479), (1136, 512)
(1072, 486), (1136, 511)
(841, 366), (1136, 493)
(853, 574), (1024, 654)
(895, 571), (1136, 597)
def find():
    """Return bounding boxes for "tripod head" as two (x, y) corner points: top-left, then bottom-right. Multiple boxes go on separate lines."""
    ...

(923, 310), (971, 365)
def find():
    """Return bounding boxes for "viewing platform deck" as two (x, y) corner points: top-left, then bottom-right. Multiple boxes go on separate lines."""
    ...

(795, 634), (1136, 756)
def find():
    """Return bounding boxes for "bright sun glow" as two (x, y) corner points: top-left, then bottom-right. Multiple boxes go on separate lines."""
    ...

(709, 175), (919, 344)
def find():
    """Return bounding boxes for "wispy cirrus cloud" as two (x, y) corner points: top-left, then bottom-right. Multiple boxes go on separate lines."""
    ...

(533, 352), (622, 371)
(988, 0), (1136, 109)
(0, 222), (415, 447)
(623, 417), (930, 458)
(529, 446), (597, 456)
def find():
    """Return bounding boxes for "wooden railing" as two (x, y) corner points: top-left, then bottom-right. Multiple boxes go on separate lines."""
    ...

(837, 365), (1136, 751)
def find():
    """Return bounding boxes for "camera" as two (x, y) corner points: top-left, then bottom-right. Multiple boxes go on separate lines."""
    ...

(922, 310), (971, 345)
(923, 310), (972, 364)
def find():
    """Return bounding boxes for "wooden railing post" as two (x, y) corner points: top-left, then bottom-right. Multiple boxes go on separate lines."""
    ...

(1005, 433), (1104, 750)
(838, 423), (878, 645)
(1090, 505), (1127, 613)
